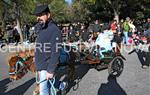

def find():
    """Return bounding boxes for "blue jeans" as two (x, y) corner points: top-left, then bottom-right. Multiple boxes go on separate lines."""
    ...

(123, 32), (128, 45)
(39, 70), (60, 95)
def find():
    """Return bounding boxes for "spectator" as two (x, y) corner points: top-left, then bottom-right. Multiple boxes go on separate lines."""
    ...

(93, 20), (100, 33)
(110, 20), (117, 33)
(123, 17), (130, 45)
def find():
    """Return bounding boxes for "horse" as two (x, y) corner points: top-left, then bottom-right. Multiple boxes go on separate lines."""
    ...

(7, 45), (79, 95)
(6, 49), (40, 95)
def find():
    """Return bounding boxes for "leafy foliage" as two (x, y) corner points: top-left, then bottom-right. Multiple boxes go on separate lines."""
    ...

(0, 0), (149, 25)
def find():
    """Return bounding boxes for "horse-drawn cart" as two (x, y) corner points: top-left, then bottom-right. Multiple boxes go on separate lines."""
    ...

(7, 40), (125, 95)
(73, 42), (125, 77)
(60, 30), (125, 77)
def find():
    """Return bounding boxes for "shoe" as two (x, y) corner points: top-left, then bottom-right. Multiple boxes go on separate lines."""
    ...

(142, 65), (148, 69)
(59, 81), (68, 91)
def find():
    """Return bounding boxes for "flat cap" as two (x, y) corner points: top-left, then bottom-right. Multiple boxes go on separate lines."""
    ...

(32, 5), (50, 15)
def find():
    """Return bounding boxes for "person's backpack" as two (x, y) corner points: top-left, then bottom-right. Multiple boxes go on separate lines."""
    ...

(59, 48), (70, 64)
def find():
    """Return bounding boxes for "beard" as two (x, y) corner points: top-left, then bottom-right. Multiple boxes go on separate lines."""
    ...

(37, 18), (45, 24)
(37, 18), (46, 28)
(37, 19), (47, 29)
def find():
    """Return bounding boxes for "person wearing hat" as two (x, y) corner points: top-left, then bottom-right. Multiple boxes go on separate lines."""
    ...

(32, 5), (62, 95)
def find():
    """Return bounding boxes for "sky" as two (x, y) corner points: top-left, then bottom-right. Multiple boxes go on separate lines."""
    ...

(65, 0), (72, 5)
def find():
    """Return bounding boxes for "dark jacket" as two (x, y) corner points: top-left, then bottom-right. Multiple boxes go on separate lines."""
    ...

(34, 20), (62, 73)
(81, 29), (90, 42)
(144, 28), (150, 37)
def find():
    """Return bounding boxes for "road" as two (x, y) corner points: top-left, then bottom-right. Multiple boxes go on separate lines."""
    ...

(0, 46), (149, 95)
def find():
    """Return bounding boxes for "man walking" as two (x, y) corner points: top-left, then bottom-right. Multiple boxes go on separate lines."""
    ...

(32, 4), (62, 95)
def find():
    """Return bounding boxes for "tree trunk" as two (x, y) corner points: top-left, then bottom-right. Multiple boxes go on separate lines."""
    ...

(13, 1), (23, 43)
(106, 0), (119, 23)
(114, 10), (119, 24)
(1, 19), (5, 32)
(16, 18), (23, 43)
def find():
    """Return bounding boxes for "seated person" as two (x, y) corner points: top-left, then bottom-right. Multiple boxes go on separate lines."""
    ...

(95, 30), (113, 51)
(95, 29), (114, 58)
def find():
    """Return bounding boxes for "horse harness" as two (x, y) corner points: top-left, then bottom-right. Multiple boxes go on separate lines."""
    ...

(9, 54), (33, 76)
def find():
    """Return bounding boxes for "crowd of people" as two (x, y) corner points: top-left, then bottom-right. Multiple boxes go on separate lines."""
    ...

(58, 17), (150, 70)
(0, 17), (149, 46)
(0, 21), (36, 45)
(59, 17), (150, 45)
(0, 16), (149, 69)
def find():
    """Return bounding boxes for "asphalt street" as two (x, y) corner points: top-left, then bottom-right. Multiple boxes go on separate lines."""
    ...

(0, 47), (149, 95)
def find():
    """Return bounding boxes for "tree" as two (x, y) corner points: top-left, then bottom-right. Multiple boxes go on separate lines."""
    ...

(0, 0), (12, 31)
(0, 0), (149, 31)
(0, 0), (37, 42)
(49, 0), (67, 22)
(81, 0), (150, 22)
(63, 0), (91, 22)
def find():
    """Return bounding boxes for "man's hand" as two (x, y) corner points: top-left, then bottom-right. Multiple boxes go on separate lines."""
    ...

(46, 72), (54, 80)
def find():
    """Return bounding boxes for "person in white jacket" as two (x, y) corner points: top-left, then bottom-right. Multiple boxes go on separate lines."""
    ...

(95, 29), (114, 51)
(128, 20), (136, 33)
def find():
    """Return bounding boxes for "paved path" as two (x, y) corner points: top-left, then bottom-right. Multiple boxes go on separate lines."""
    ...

(0, 47), (149, 95)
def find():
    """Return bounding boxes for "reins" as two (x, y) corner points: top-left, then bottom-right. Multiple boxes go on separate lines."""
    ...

(36, 72), (57, 95)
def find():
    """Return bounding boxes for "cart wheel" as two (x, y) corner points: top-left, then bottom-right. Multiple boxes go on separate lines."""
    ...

(0, 43), (6, 49)
(108, 56), (124, 77)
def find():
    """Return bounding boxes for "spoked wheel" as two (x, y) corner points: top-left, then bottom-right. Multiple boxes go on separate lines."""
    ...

(108, 56), (124, 77)
(0, 43), (6, 49)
